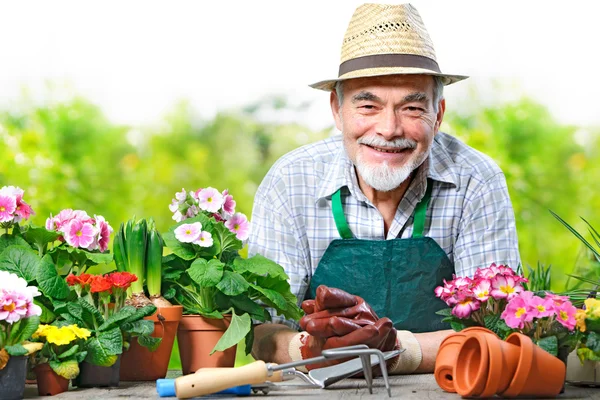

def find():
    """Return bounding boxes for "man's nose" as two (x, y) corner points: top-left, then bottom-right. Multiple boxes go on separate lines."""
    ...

(376, 108), (402, 140)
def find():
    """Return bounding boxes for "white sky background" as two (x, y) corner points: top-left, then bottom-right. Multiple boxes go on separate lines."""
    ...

(1, 0), (599, 131)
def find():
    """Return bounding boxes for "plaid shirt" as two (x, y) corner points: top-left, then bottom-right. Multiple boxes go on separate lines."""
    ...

(248, 132), (520, 328)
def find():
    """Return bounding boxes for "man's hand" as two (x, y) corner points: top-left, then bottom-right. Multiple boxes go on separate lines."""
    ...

(296, 286), (398, 369)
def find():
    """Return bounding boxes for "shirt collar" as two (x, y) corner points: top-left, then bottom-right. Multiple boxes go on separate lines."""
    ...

(315, 134), (460, 202)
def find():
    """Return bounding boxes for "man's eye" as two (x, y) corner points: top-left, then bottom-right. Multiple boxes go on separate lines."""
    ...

(360, 105), (375, 110)
(406, 106), (423, 112)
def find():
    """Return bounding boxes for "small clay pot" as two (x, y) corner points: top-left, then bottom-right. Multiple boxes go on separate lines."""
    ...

(120, 305), (183, 381)
(34, 363), (69, 396)
(435, 327), (499, 393)
(0, 355), (27, 400)
(177, 315), (236, 374)
(500, 332), (566, 397)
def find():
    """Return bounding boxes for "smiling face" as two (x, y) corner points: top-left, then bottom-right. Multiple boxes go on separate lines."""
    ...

(331, 74), (445, 192)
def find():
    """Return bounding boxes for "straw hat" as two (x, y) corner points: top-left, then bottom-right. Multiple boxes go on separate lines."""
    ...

(310, 3), (468, 91)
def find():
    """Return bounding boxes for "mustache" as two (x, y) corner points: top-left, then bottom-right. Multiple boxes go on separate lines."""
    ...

(357, 136), (417, 149)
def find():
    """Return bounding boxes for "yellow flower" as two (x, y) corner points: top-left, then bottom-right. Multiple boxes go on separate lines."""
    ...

(45, 326), (77, 345)
(67, 325), (91, 340)
(576, 308), (588, 332)
(584, 298), (600, 319)
(32, 324), (53, 339)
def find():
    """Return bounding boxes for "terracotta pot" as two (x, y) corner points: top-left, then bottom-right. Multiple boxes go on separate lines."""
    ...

(500, 332), (566, 397)
(0, 355), (27, 400)
(434, 327), (499, 393)
(453, 331), (521, 398)
(34, 363), (69, 396)
(72, 355), (121, 388)
(120, 305), (183, 381)
(177, 315), (236, 374)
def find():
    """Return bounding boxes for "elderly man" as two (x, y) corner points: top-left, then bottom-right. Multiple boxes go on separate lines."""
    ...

(248, 3), (520, 374)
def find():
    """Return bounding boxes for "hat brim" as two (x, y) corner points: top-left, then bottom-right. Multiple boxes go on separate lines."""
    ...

(309, 67), (468, 91)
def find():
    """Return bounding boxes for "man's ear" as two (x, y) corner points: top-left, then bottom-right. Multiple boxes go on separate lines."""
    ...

(330, 91), (343, 131)
(434, 98), (446, 134)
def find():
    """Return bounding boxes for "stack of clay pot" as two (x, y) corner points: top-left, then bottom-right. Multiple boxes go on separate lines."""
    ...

(434, 327), (566, 398)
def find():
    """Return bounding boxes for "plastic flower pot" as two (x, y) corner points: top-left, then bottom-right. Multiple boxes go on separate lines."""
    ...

(435, 327), (499, 393)
(0, 355), (27, 400)
(72, 355), (121, 388)
(453, 331), (521, 398)
(120, 305), (183, 381)
(177, 315), (236, 374)
(34, 363), (69, 396)
(500, 332), (566, 397)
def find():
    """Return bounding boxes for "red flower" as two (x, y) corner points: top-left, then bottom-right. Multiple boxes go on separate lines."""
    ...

(90, 276), (113, 293)
(66, 273), (79, 286)
(108, 272), (138, 289)
(66, 273), (94, 287)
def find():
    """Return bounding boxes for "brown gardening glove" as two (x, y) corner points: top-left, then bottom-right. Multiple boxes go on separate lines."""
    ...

(297, 285), (398, 370)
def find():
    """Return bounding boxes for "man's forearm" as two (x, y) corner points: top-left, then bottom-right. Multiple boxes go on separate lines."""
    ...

(251, 323), (298, 364)
(413, 329), (452, 373)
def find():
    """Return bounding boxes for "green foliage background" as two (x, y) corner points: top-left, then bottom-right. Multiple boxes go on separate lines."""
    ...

(1, 94), (599, 291)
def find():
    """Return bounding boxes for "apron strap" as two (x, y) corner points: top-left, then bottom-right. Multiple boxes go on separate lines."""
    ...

(412, 179), (433, 238)
(332, 189), (354, 239)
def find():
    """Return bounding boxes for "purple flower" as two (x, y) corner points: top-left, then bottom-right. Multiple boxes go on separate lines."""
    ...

(64, 219), (96, 249)
(224, 212), (250, 241)
(174, 222), (202, 243)
(221, 189), (236, 216)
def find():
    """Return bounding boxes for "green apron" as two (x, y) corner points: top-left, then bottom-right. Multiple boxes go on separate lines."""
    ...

(308, 179), (454, 333)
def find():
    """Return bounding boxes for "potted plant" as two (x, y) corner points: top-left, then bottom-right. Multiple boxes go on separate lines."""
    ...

(0, 270), (42, 400)
(56, 272), (159, 387)
(162, 187), (303, 373)
(114, 217), (183, 381)
(30, 323), (90, 395)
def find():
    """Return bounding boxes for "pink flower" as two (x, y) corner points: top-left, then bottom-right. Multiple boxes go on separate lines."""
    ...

(64, 219), (97, 249)
(473, 279), (492, 302)
(528, 295), (554, 318)
(197, 187), (224, 213)
(452, 292), (480, 318)
(95, 215), (113, 252)
(0, 272), (42, 324)
(490, 275), (523, 300)
(544, 292), (570, 308)
(225, 212), (250, 241)
(221, 189), (236, 216)
(0, 195), (17, 223)
(555, 301), (577, 330)
(193, 231), (214, 248)
(172, 210), (184, 222)
(502, 295), (534, 329)
(174, 222), (202, 243)
(14, 198), (34, 222)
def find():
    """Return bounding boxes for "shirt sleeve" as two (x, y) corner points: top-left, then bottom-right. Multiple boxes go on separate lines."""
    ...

(247, 166), (310, 330)
(454, 172), (521, 278)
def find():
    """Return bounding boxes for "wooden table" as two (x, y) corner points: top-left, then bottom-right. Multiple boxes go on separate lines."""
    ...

(23, 373), (600, 399)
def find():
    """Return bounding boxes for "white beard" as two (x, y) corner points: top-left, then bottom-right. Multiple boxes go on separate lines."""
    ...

(353, 137), (429, 192)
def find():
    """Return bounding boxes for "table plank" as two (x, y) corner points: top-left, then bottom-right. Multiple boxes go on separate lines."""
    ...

(23, 373), (600, 399)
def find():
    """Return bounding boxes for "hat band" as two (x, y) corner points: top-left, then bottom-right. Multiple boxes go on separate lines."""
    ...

(338, 53), (441, 77)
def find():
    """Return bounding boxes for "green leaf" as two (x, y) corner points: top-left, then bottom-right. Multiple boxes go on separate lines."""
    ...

(75, 351), (88, 363)
(8, 316), (40, 345)
(23, 226), (59, 250)
(0, 246), (41, 282)
(550, 210), (600, 262)
(536, 335), (558, 356)
(137, 335), (161, 351)
(97, 306), (137, 332)
(210, 310), (251, 354)
(122, 305), (157, 324)
(50, 359), (80, 379)
(0, 235), (31, 255)
(85, 327), (123, 366)
(163, 287), (176, 299)
(35, 254), (70, 299)
(244, 326), (255, 356)
(57, 345), (79, 359)
(66, 246), (113, 265)
(450, 321), (467, 332)
(35, 297), (57, 324)
(233, 255), (288, 281)
(248, 283), (286, 310)
(217, 271), (249, 296)
(435, 308), (453, 317)
(78, 297), (105, 327)
(5, 344), (28, 356)
(188, 258), (224, 287)
(586, 331), (600, 353)
(213, 223), (243, 254)
(121, 319), (154, 336)
(229, 295), (268, 321)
